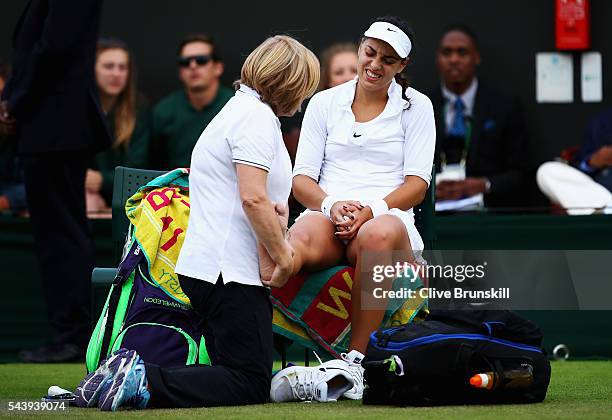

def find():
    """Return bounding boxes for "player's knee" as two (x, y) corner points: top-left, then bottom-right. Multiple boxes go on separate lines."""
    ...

(289, 228), (312, 253)
(356, 220), (398, 250)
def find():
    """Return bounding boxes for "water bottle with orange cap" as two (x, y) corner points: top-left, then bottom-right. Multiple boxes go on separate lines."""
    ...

(469, 364), (534, 390)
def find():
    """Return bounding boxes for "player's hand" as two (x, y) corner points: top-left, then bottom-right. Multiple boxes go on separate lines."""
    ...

(334, 206), (373, 241)
(330, 200), (363, 231)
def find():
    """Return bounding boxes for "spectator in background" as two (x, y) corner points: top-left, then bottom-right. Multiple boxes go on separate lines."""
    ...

(151, 34), (233, 170)
(429, 25), (527, 209)
(318, 42), (358, 91)
(0, 0), (112, 363)
(537, 107), (612, 214)
(86, 38), (151, 213)
(0, 62), (27, 215)
(575, 108), (612, 191)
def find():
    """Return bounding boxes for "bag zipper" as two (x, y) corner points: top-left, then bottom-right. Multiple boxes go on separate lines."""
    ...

(111, 322), (199, 364)
(371, 332), (542, 353)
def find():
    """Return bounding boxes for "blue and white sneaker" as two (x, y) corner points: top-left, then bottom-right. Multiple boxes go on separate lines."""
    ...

(74, 348), (133, 408)
(98, 350), (150, 411)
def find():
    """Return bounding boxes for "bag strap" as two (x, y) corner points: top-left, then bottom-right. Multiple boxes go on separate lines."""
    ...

(98, 241), (143, 365)
(113, 240), (143, 285)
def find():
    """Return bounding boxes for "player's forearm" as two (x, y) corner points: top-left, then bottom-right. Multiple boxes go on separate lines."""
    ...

(292, 174), (328, 211)
(384, 176), (428, 211)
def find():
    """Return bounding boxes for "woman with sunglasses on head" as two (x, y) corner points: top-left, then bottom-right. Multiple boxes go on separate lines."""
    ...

(86, 38), (151, 213)
(267, 16), (435, 401)
(75, 35), (319, 411)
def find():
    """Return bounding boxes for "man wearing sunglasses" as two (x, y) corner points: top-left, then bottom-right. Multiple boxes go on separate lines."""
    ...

(151, 33), (233, 170)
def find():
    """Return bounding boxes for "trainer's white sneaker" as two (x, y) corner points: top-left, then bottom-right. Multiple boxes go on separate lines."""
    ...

(270, 364), (354, 403)
(321, 350), (365, 400)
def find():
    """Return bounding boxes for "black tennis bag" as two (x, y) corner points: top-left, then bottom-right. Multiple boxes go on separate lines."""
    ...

(362, 306), (551, 405)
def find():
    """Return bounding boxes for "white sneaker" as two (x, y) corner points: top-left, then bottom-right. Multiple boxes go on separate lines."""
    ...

(320, 350), (365, 400)
(270, 364), (354, 403)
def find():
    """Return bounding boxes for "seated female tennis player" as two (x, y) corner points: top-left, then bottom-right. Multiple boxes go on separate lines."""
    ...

(265, 16), (435, 401)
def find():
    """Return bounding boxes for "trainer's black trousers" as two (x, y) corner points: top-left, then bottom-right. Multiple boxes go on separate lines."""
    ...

(145, 275), (273, 407)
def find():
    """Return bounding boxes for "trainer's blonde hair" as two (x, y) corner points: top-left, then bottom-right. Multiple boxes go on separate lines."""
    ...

(236, 35), (320, 115)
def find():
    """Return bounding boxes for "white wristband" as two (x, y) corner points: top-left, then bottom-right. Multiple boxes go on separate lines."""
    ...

(368, 199), (389, 218)
(320, 196), (338, 219)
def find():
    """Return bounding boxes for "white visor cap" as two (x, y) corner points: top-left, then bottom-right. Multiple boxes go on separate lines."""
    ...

(363, 21), (412, 59)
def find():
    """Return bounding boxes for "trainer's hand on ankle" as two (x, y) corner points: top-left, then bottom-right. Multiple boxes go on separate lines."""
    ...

(262, 242), (294, 288)
(334, 206), (373, 241)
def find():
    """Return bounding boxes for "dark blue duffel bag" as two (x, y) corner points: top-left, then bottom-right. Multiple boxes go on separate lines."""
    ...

(363, 306), (551, 405)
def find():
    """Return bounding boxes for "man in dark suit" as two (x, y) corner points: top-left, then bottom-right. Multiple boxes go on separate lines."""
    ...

(429, 25), (527, 208)
(0, 0), (111, 362)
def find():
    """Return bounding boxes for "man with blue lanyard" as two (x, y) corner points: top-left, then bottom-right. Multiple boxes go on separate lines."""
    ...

(429, 25), (528, 209)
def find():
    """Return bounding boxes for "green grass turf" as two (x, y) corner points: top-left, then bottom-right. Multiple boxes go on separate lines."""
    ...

(0, 361), (611, 418)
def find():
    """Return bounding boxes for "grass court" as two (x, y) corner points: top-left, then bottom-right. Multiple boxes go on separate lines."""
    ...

(1, 361), (611, 418)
